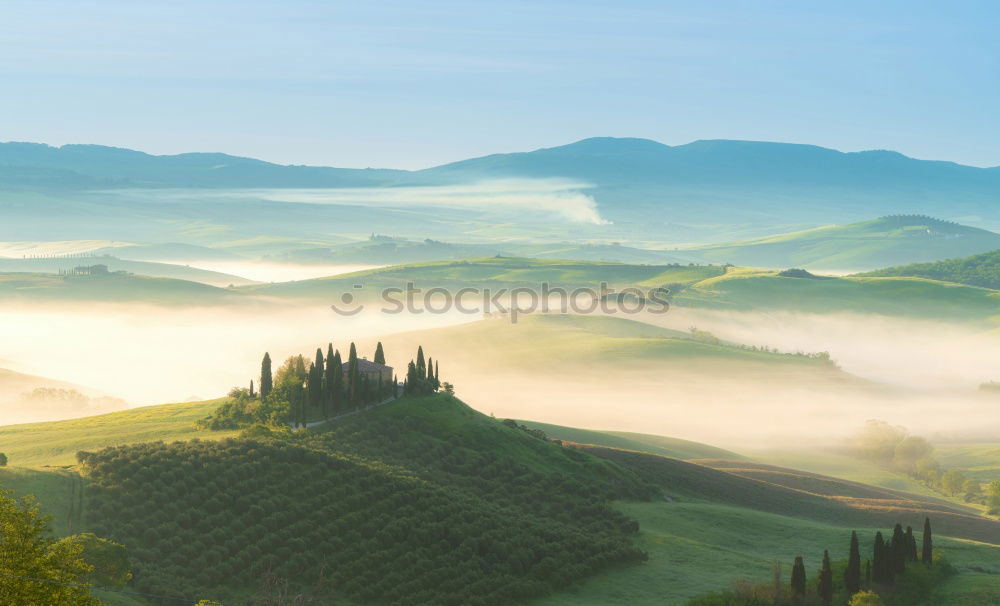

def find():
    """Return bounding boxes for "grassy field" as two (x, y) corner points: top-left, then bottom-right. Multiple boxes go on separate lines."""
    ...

(376, 313), (847, 373)
(244, 256), (727, 300)
(0, 272), (241, 305)
(537, 500), (1000, 606)
(678, 267), (1000, 322)
(0, 398), (234, 468)
(682, 215), (1000, 271)
(933, 443), (1000, 483)
(747, 449), (953, 497)
(516, 420), (746, 461)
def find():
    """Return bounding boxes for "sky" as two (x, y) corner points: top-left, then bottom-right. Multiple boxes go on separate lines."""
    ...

(1, 0), (998, 169)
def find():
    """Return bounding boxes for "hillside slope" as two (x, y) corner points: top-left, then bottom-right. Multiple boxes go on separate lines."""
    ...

(859, 248), (1000, 290)
(0, 256), (255, 287)
(679, 267), (1000, 322)
(684, 215), (1000, 271)
(77, 395), (654, 604)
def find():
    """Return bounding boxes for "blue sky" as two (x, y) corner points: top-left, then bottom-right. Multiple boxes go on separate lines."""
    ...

(1, 0), (997, 168)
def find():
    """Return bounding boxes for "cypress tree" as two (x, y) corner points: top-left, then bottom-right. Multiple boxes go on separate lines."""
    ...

(416, 346), (426, 376)
(331, 350), (343, 414)
(791, 556), (806, 596)
(323, 344), (335, 419)
(873, 532), (886, 584)
(373, 342), (385, 365)
(250, 379), (255, 398)
(864, 559), (871, 588)
(348, 343), (359, 408)
(818, 550), (833, 606)
(260, 352), (273, 398)
(405, 361), (418, 394)
(905, 526), (917, 562)
(308, 348), (324, 413)
(434, 360), (439, 382)
(427, 357), (434, 381)
(890, 523), (907, 576)
(845, 530), (862, 595)
(922, 517), (933, 565)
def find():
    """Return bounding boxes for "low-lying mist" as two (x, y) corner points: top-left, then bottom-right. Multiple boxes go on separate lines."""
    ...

(0, 301), (997, 450)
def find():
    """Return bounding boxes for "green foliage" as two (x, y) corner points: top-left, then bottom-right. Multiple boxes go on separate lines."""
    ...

(791, 556), (806, 596)
(0, 453), (6, 467)
(845, 531), (862, 595)
(78, 395), (652, 605)
(55, 533), (131, 589)
(0, 489), (100, 605)
(848, 590), (884, 606)
(860, 249), (1000, 290)
(259, 352), (272, 399)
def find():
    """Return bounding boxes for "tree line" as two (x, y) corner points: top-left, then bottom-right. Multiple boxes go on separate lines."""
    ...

(200, 341), (449, 430)
(689, 519), (954, 606)
(850, 420), (999, 511)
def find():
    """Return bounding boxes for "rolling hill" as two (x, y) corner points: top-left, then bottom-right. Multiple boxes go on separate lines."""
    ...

(0, 256), (255, 287)
(1, 392), (997, 604)
(0, 271), (243, 305)
(682, 216), (1000, 271)
(859, 248), (1000, 290)
(0, 368), (127, 425)
(677, 266), (1000, 322)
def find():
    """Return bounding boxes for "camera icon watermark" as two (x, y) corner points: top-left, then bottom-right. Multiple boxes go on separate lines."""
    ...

(331, 282), (670, 323)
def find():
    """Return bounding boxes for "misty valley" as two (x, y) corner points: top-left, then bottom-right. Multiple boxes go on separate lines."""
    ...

(3, 139), (1000, 605)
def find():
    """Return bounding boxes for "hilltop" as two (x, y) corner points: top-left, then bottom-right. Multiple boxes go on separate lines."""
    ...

(682, 215), (1000, 271)
(677, 266), (1000, 322)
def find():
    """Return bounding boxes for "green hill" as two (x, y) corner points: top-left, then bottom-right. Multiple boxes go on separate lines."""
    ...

(0, 272), (242, 305)
(533, 445), (1000, 606)
(77, 394), (654, 604)
(858, 248), (1000, 290)
(683, 215), (1000, 271)
(514, 421), (746, 461)
(2, 392), (998, 604)
(0, 256), (256, 287)
(0, 398), (233, 467)
(679, 266), (1000, 322)
(245, 257), (726, 301)
(373, 314), (848, 378)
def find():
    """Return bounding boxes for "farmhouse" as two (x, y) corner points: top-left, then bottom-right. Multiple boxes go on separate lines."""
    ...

(345, 358), (393, 383)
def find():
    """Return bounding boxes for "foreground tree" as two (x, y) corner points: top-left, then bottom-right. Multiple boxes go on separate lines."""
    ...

(260, 352), (273, 398)
(791, 555), (806, 597)
(905, 526), (918, 562)
(890, 523), (907, 576)
(54, 533), (131, 589)
(873, 532), (888, 584)
(0, 490), (100, 605)
(818, 550), (833, 605)
(922, 517), (933, 565)
(373, 341), (385, 365)
(845, 530), (862, 594)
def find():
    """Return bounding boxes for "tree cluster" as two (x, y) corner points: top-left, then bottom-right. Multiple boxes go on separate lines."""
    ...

(200, 341), (398, 430)
(688, 519), (954, 606)
(850, 420), (989, 506)
(402, 345), (441, 396)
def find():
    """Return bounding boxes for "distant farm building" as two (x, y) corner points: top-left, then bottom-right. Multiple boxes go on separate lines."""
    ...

(345, 358), (393, 383)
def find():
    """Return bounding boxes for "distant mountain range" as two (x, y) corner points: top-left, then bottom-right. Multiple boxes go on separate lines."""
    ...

(3, 137), (1000, 240)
